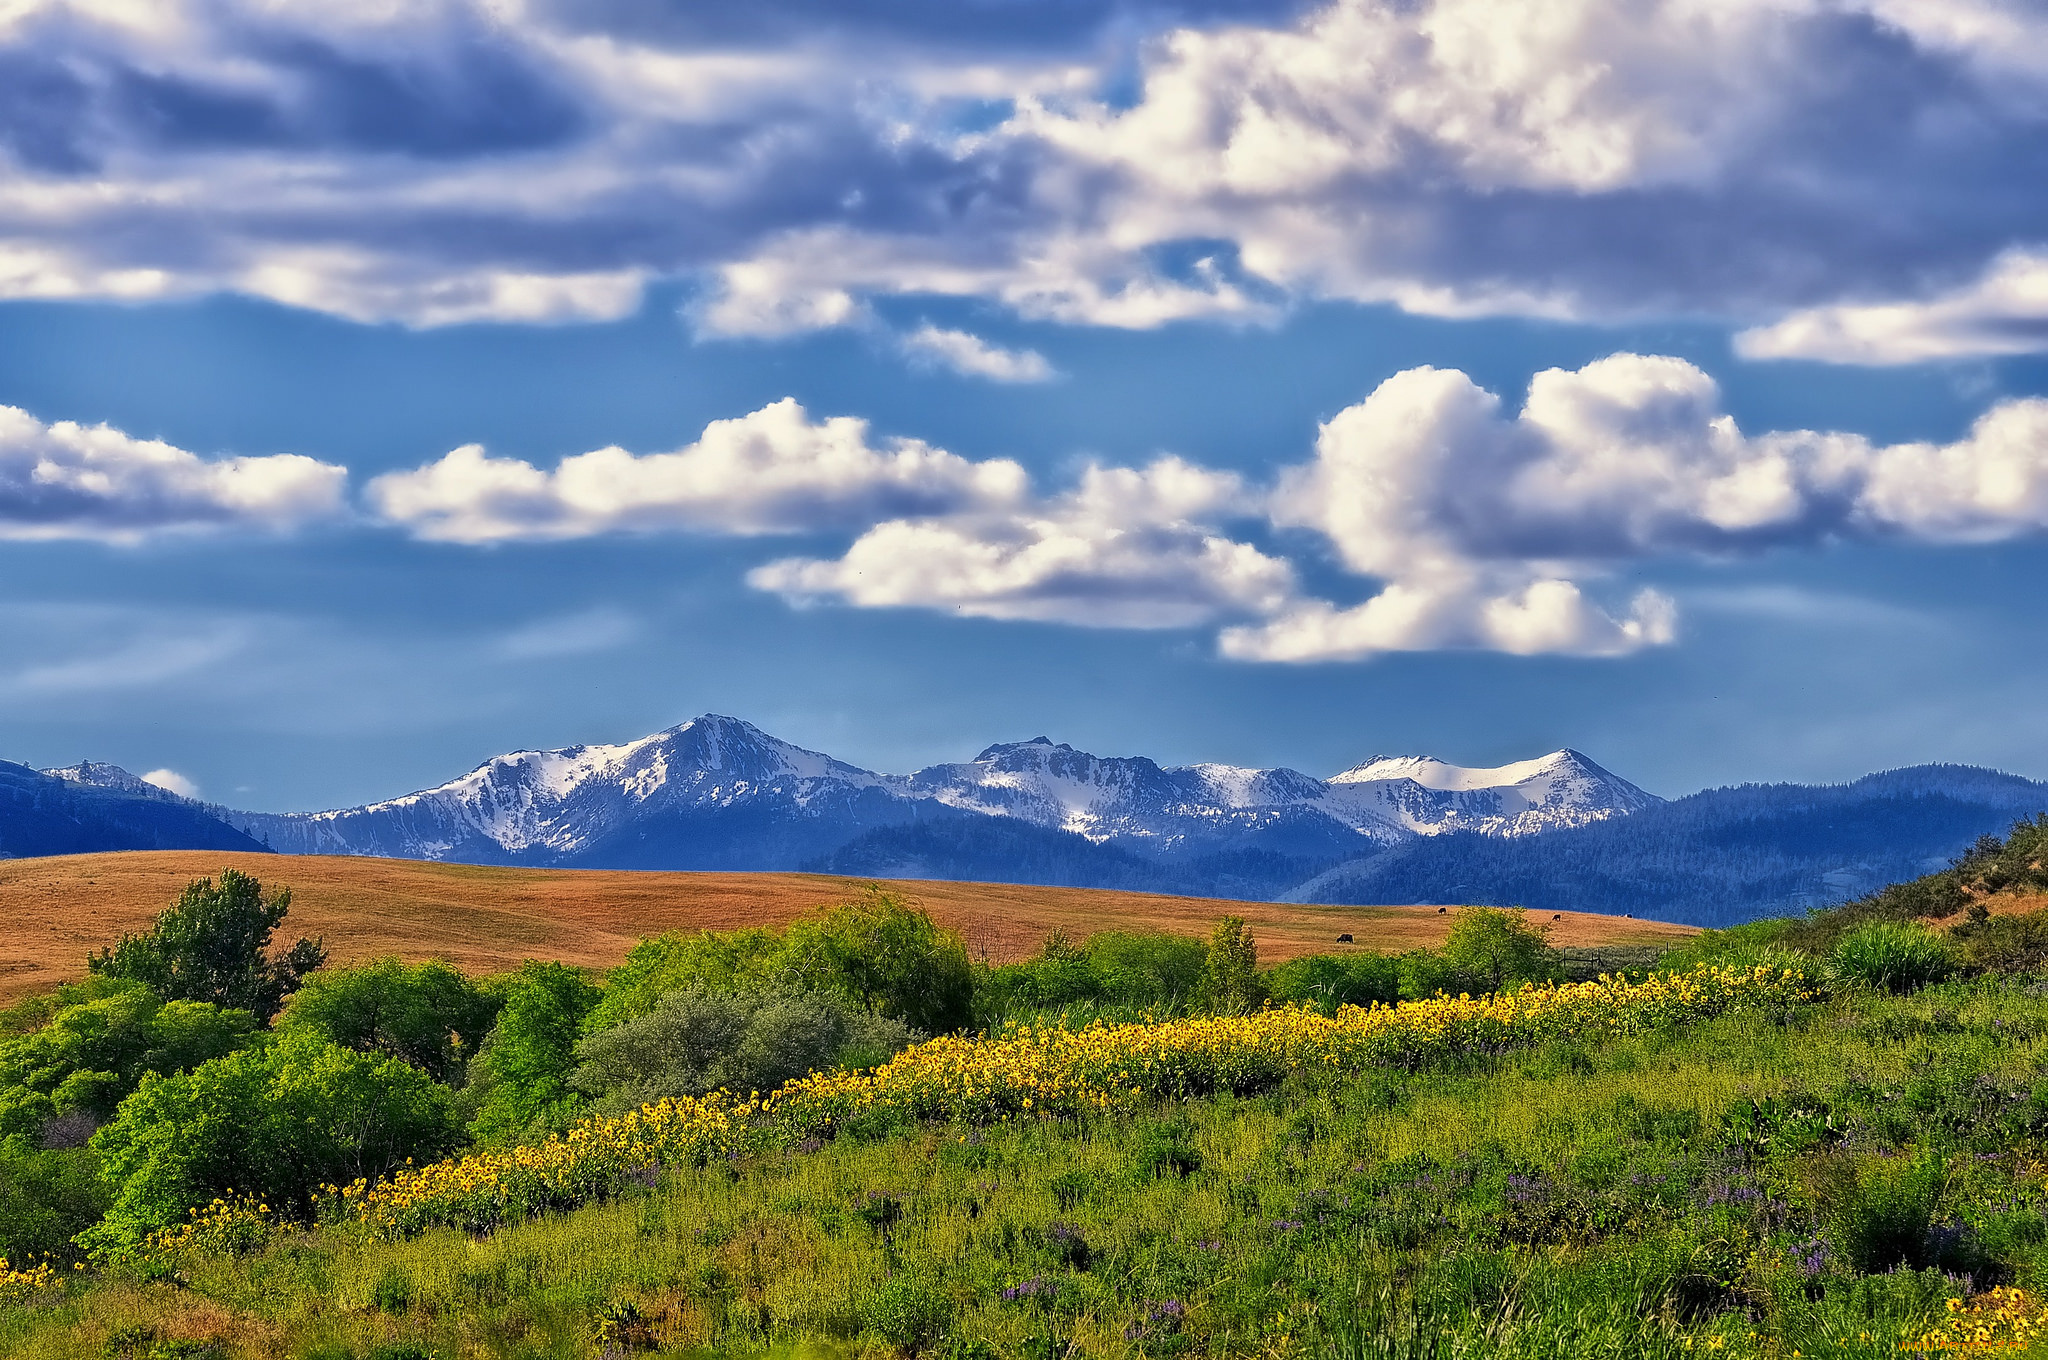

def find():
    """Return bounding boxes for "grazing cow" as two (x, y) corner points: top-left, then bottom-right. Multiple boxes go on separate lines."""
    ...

(1552, 913), (1562, 921)
(1437, 906), (1447, 914)
(1337, 932), (1353, 943)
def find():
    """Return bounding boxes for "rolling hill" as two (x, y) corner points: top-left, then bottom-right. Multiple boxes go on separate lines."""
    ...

(0, 850), (1695, 1006)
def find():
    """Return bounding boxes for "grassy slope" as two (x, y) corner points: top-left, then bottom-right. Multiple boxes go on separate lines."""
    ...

(6, 979), (2045, 1359)
(0, 850), (1695, 1004)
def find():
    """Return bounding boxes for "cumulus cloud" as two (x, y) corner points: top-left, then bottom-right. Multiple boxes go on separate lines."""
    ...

(899, 325), (1055, 382)
(3, 0), (2048, 344)
(0, 405), (348, 541)
(749, 458), (1294, 628)
(1222, 352), (2048, 660)
(369, 398), (1028, 542)
(1220, 579), (1678, 662)
(141, 768), (199, 798)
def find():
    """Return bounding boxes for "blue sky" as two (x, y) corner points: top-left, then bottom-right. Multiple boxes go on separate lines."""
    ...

(3, 0), (2048, 810)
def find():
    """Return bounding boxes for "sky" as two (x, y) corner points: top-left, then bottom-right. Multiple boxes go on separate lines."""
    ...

(3, 0), (2048, 811)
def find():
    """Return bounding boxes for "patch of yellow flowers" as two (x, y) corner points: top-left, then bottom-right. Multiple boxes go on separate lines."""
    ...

(147, 1193), (280, 1258)
(1902, 1287), (2048, 1355)
(0, 1256), (57, 1304)
(332, 963), (1814, 1239)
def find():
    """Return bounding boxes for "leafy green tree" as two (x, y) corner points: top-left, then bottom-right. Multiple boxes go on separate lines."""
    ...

(1440, 907), (1560, 993)
(82, 1029), (458, 1255)
(277, 957), (501, 1083)
(777, 889), (974, 1034)
(977, 929), (1212, 1025)
(87, 869), (326, 1021)
(466, 961), (601, 1144)
(0, 983), (258, 1144)
(582, 927), (785, 1033)
(1197, 916), (1265, 1014)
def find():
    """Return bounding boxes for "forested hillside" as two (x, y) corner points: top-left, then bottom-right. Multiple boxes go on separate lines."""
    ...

(1294, 766), (2048, 925)
(0, 763), (266, 861)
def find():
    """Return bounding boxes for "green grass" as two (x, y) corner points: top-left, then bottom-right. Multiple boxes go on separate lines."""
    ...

(5, 978), (2047, 1359)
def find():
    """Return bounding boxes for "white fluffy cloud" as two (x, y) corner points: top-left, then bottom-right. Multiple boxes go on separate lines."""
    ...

(1736, 250), (2048, 364)
(140, 768), (199, 797)
(0, 405), (347, 540)
(1220, 580), (1677, 662)
(749, 458), (1294, 628)
(1221, 353), (2048, 660)
(368, 398), (1028, 542)
(899, 325), (1055, 383)
(4, 0), (2048, 348)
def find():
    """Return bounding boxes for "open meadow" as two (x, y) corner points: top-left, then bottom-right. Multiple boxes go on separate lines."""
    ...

(1, 819), (2044, 1359)
(0, 850), (1696, 1005)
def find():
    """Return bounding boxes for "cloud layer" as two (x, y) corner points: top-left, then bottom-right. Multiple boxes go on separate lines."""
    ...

(5, 0), (2048, 352)
(0, 405), (347, 540)
(357, 352), (2048, 660)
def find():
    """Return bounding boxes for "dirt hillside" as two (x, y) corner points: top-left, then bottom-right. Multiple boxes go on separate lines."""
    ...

(0, 850), (1698, 1004)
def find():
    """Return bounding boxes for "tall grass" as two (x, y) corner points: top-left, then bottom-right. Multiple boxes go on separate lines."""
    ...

(1828, 922), (1956, 993)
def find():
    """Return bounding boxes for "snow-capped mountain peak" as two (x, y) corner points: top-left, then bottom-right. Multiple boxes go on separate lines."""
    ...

(1332, 751), (1581, 791)
(1325, 747), (1657, 836)
(93, 717), (1660, 872)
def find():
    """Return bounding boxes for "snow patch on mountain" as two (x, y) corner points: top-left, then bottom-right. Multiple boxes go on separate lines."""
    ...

(1323, 749), (1658, 837)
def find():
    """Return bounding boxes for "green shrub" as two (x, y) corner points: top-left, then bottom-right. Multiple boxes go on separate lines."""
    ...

(1196, 916), (1265, 1015)
(1652, 918), (1803, 973)
(0, 1141), (109, 1264)
(1395, 949), (1475, 1001)
(581, 927), (785, 1033)
(1828, 922), (1956, 992)
(976, 929), (1208, 1024)
(1267, 952), (1400, 1014)
(82, 1029), (460, 1254)
(585, 890), (975, 1038)
(1129, 1116), (1203, 1180)
(1085, 930), (1206, 1007)
(570, 985), (914, 1110)
(1950, 907), (2048, 976)
(371, 1265), (413, 1314)
(864, 1271), (953, 1353)
(1826, 1151), (1947, 1273)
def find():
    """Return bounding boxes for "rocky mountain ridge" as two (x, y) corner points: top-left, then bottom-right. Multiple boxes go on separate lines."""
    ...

(182, 716), (1655, 869)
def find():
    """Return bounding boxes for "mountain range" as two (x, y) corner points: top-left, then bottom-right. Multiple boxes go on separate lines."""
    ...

(16, 715), (2048, 926)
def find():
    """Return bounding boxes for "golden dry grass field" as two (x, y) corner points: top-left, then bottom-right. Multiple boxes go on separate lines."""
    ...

(0, 850), (1699, 1005)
